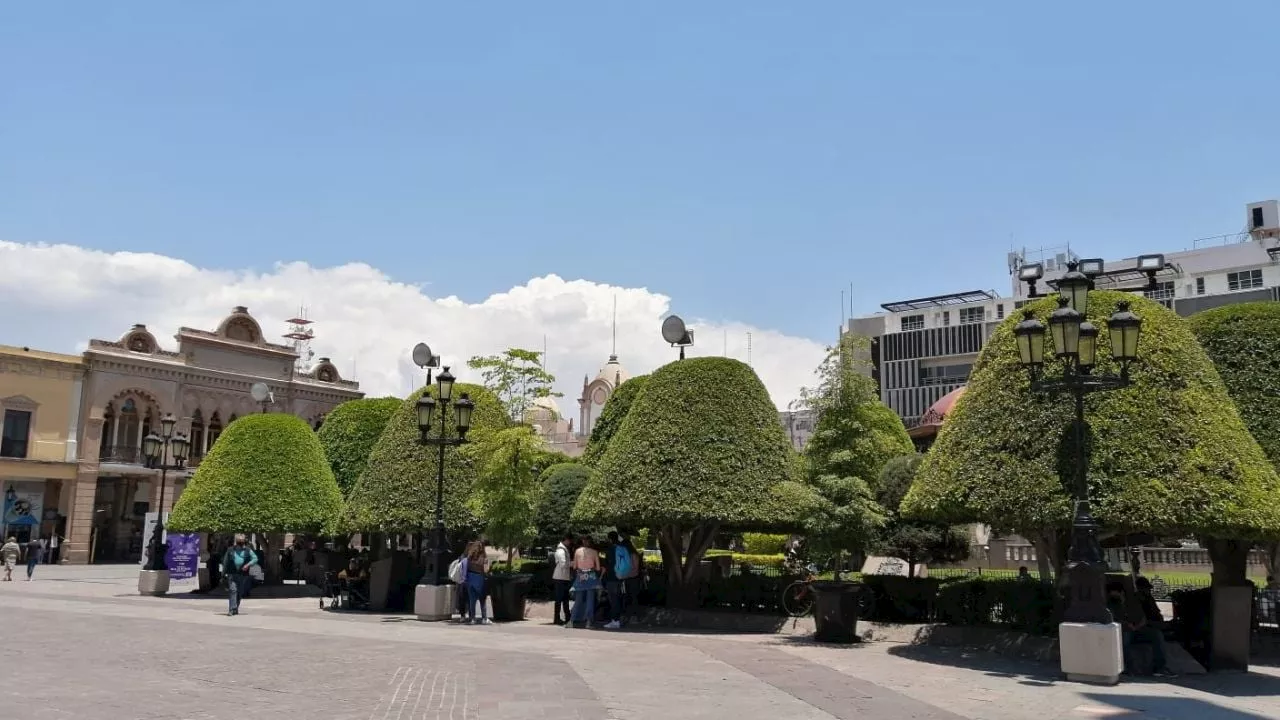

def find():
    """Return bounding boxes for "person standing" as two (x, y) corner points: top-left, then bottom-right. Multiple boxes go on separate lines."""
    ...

(221, 534), (258, 616)
(1, 537), (20, 581)
(24, 537), (42, 581)
(552, 534), (574, 626)
(464, 541), (491, 625)
(568, 536), (601, 628)
(603, 531), (627, 629)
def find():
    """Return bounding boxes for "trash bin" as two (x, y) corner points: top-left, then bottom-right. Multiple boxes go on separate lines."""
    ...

(812, 580), (862, 643)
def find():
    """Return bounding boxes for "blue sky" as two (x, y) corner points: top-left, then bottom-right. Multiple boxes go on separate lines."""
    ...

(4, 2), (1280, 345)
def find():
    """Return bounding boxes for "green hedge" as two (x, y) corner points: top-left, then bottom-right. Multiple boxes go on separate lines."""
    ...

(580, 375), (648, 466)
(316, 397), (401, 496)
(534, 463), (594, 544)
(169, 414), (342, 533)
(906, 290), (1280, 539)
(934, 578), (1056, 635)
(742, 533), (788, 555)
(1188, 302), (1280, 466)
(346, 383), (508, 531)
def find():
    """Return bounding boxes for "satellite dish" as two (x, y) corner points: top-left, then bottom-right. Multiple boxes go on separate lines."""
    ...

(250, 382), (270, 403)
(662, 315), (688, 345)
(412, 343), (434, 368)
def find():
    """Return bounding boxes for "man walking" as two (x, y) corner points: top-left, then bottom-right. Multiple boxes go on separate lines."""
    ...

(221, 534), (258, 616)
(552, 534), (573, 625)
(24, 536), (42, 581)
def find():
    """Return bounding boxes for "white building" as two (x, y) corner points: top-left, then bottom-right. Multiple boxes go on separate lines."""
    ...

(848, 199), (1280, 431)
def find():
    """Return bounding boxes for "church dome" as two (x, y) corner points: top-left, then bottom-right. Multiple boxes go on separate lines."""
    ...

(908, 386), (966, 439)
(592, 355), (630, 387)
(529, 395), (562, 420)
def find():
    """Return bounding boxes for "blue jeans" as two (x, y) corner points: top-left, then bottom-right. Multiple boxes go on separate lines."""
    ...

(466, 572), (487, 621)
(228, 574), (250, 614)
(1123, 625), (1168, 672)
(26, 557), (38, 579)
(571, 589), (596, 625)
(605, 579), (625, 622)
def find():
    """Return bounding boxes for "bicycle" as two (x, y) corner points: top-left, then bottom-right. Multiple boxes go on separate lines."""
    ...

(781, 566), (875, 619)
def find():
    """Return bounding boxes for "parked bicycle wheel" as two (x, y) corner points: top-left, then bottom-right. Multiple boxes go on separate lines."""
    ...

(782, 581), (814, 617)
(854, 584), (876, 618)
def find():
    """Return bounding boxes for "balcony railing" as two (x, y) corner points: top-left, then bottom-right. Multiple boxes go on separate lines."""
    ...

(99, 445), (144, 465)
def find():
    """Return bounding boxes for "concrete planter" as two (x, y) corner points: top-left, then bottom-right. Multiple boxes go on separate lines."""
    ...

(138, 569), (171, 596)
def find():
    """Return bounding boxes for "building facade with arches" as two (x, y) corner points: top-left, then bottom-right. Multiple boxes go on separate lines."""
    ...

(65, 306), (362, 564)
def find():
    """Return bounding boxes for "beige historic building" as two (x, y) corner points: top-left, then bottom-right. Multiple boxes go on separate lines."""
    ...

(66, 306), (362, 564)
(528, 352), (631, 458)
(0, 345), (86, 555)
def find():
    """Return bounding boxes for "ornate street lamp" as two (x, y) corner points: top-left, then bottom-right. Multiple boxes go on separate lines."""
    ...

(415, 366), (475, 589)
(140, 413), (189, 581)
(1012, 262), (1143, 626)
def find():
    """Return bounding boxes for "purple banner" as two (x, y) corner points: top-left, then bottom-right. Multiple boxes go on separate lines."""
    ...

(165, 533), (201, 581)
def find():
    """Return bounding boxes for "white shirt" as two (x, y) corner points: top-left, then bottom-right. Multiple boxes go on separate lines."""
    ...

(552, 543), (572, 581)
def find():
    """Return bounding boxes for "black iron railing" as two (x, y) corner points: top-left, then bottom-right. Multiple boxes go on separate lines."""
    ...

(99, 445), (144, 464)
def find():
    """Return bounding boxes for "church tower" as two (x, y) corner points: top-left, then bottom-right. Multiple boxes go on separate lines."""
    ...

(577, 296), (629, 438)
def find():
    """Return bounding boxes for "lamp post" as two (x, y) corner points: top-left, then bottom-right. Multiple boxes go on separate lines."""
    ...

(415, 366), (475, 588)
(138, 414), (189, 593)
(1012, 262), (1142, 625)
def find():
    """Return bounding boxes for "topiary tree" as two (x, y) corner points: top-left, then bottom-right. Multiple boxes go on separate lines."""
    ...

(904, 291), (1280, 581)
(873, 454), (969, 578)
(580, 375), (648, 466)
(316, 397), (401, 497)
(1189, 302), (1280, 583)
(169, 413), (343, 582)
(573, 357), (799, 607)
(534, 463), (594, 546)
(465, 425), (544, 565)
(345, 383), (508, 532)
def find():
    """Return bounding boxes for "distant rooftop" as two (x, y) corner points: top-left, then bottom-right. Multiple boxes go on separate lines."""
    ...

(881, 290), (997, 313)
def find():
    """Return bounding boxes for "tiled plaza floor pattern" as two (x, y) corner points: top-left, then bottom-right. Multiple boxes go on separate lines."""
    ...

(1, 566), (1278, 720)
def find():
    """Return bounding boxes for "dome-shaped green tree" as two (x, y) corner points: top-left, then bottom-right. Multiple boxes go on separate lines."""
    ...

(316, 397), (401, 497)
(169, 413), (342, 534)
(574, 357), (800, 605)
(345, 383), (507, 532)
(580, 375), (648, 466)
(904, 291), (1280, 574)
(534, 462), (594, 545)
(1189, 301), (1280, 582)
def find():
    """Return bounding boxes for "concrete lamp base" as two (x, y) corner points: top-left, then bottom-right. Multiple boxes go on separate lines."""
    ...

(138, 569), (171, 597)
(1059, 622), (1123, 684)
(415, 583), (456, 622)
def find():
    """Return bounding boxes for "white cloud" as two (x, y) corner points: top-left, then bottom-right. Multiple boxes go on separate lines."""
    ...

(0, 240), (827, 411)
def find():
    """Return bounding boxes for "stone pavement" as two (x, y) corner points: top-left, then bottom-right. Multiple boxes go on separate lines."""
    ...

(1, 565), (1277, 720)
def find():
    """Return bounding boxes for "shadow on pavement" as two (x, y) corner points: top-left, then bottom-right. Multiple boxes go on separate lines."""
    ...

(1080, 692), (1273, 719)
(1172, 670), (1280, 699)
(886, 643), (1061, 685)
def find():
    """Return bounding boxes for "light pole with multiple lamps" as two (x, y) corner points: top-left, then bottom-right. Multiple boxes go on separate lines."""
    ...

(137, 413), (190, 596)
(1012, 261), (1142, 683)
(412, 365), (476, 620)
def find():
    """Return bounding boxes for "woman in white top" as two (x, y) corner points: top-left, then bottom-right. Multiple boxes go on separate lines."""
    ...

(552, 534), (574, 625)
(568, 536), (602, 628)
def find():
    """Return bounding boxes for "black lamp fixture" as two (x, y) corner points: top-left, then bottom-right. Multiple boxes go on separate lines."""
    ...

(141, 413), (190, 573)
(414, 364), (475, 586)
(1012, 268), (1144, 625)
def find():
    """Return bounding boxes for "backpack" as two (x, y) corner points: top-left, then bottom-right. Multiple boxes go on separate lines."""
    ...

(613, 546), (633, 579)
(448, 557), (465, 584)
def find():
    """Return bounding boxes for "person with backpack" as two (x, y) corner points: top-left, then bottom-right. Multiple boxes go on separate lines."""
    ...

(603, 531), (632, 629)
(621, 534), (644, 611)
(221, 534), (259, 616)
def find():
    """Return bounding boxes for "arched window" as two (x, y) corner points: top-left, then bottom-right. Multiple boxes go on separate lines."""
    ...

(207, 412), (223, 449)
(100, 402), (116, 459)
(189, 409), (206, 458)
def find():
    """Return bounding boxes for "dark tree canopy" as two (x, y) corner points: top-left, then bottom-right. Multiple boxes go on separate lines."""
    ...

(1189, 302), (1280, 465)
(873, 454), (969, 573)
(580, 375), (648, 466)
(574, 357), (795, 529)
(904, 291), (1280, 540)
(534, 462), (594, 544)
(316, 397), (401, 496)
(345, 383), (508, 532)
(168, 414), (342, 533)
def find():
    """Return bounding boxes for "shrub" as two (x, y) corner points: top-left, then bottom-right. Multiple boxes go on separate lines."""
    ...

(742, 532), (788, 555)
(1188, 302), (1280, 466)
(580, 375), (648, 466)
(534, 463), (594, 546)
(316, 397), (401, 496)
(905, 290), (1280, 541)
(345, 383), (507, 531)
(934, 578), (1057, 635)
(169, 414), (342, 533)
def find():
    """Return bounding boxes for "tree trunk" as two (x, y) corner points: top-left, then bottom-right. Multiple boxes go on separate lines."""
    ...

(1263, 540), (1280, 588)
(657, 521), (720, 608)
(260, 533), (284, 585)
(1029, 529), (1057, 587)
(1203, 537), (1250, 586)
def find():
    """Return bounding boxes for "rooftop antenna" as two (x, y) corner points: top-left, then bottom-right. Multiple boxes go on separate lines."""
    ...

(611, 295), (617, 359)
(283, 306), (315, 373)
(849, 282), (854, 320)
(747, 332), (753, 367)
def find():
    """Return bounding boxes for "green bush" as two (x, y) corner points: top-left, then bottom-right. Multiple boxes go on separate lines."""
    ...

(575, 357), (800, 530)
(861, 576), (944, 622)
(534, 463), (594, 545)
(345, 383), (508, 532)
(169, 414), (342, 533)
(742, 532), (788, 555)
(316, 397), (401, 496)
(580, 375), (648, 466)
(934, 578), (1057, 635)
(1188, 302), (1280, 465)
(905, 290), (1280, 540)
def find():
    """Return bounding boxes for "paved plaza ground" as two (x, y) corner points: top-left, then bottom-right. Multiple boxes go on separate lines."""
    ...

(0, 566), (1277, 719)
